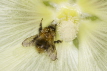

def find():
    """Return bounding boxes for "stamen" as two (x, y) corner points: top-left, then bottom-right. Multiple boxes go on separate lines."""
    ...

(57, 20), (79, 42)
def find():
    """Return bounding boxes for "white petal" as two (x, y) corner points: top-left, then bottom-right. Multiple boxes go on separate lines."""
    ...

(0, 0), (53, 51)
(0, 42), (78, 71)
(56, 42), (78, 71)
(78, 20), (107, 71)
(77, 0), (107, 21)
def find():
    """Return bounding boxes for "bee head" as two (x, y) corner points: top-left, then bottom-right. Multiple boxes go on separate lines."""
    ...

(48, 24), (57, 32)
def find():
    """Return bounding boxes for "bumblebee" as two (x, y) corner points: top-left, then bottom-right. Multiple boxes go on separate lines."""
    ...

(22, 19), (62, 61)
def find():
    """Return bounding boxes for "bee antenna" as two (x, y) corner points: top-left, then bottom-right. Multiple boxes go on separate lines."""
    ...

(40, 18), (43, 25)
(51, 20), (54, 24)
(41, 18), (43, 21)
(39, 18), (43, 33)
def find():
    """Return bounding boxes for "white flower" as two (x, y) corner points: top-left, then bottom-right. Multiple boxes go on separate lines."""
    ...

(0, 0), (107, 71)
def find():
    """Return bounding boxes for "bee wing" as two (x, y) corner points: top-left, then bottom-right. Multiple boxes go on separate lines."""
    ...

(47, 45), (57, 61)
(22, 35), (38, 47)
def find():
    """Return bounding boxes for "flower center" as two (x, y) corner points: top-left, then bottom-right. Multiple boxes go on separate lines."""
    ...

(56, 4), (80, 42)
(57, 20), (79, 42)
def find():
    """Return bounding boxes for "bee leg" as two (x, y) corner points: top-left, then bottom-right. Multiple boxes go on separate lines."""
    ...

(39, 18), (43, 33)
(54, 40), (62, 43)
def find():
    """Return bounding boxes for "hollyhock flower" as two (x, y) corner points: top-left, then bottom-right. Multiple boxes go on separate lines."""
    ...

(0, 0), (107, 71)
